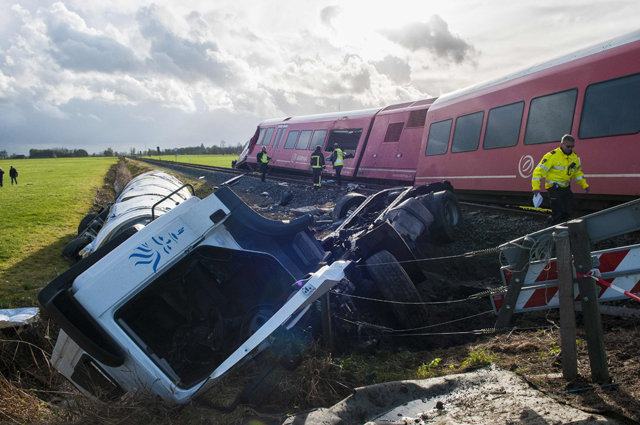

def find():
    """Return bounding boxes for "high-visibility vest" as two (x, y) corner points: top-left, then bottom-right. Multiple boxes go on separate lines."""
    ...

(260, 152), (269, 164)
(333, 148), (343, 166)
(532, 148), (588, 190)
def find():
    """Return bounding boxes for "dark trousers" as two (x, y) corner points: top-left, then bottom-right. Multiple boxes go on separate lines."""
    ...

(260, 163), (268, 182)
(548, 185), (573, 224)
(334, 165), (342, 185)
(11, 176), (17, 185)
(312, 167), (322, 189)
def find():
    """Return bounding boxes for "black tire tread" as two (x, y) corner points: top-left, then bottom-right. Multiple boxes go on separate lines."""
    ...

(62, 236), (91, 264)
(365, 250), (428, 329)
(78, 212), (99, 235)
(332, 193), (367, 222)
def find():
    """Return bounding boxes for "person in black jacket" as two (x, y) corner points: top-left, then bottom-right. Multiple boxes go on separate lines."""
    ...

(256, 146), (271, 182)
(310, 145), (325, 190)
(0, 167), (4, 187)
(9, 166), (18, 185)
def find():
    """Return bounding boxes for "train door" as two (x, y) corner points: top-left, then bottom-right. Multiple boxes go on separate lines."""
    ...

(391, 108), (430, 181)
(358, 114), (391, 173)
(376, 120), (403, 170)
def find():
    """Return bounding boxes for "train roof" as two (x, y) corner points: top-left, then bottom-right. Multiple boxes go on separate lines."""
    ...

(433, 29), (640, 107)
(259, 98), (435, 126)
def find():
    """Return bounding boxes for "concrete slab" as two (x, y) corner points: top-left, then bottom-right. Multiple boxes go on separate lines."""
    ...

(283, 365), (621, 425)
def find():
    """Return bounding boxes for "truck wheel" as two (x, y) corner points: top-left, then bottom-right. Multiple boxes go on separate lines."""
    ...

(62, 236), (91, 264)
(365, 250), (428, 329)
(332, 193), (366, 222)
(429, 191), (462, 243)
(77, 213), (98, 235)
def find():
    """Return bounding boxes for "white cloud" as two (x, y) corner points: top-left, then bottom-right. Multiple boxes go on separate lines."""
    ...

(33, 100), (68, 118)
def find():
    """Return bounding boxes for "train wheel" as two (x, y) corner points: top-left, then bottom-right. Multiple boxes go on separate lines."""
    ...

(429, 190), (462, 243)
(365, 250), (428, 329)
(332, 193), (366, 222)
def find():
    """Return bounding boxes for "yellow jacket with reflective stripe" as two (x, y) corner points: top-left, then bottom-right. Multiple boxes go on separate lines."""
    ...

(531, 148), (588, 190)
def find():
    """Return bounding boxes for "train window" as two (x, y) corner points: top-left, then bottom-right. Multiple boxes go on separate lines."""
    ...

(451, 111), (484, 153)
(272, 128), (283, 148)
(256, 128), (266, 145)
(383, 123), (404, 143)
(483, 101), (524, 150)
(309, 130), (328, 151)
(579, 73), (640, 139)
(275, 126), (287, 148)
(261, 127), (275, 147)
(283, 131), (300, 149)
(524, 88), (577, 145)
(425, 119), (452, 156)
(296, 130), (313, 149)
(327, 129), (362, 155)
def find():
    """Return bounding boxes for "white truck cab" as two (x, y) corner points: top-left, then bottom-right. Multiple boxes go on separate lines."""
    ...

(41, 184), (350, 403)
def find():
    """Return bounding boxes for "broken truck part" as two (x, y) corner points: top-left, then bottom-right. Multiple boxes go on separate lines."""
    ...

(39, 172), (462, 404)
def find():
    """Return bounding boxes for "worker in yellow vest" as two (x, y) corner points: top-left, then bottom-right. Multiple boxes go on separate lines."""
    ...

(532, 134), (590, 224)
(328, 143), (344, 186)
(256, 146), (271, 182)
(310, 145), (325, 190)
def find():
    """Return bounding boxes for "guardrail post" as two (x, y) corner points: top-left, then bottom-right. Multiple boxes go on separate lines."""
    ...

(553, 226), (578, 381)
(568, 219), (609, 383)
(321, 293), (333, 349)
(496, 238), (534, 328)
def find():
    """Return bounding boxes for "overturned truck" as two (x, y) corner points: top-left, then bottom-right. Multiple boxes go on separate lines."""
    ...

(39, 172), (461, 404)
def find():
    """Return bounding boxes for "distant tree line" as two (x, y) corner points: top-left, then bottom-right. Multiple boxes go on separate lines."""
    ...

(29, 148), (89, 158)
(137, 142), (243, 157)
(0, 141), (244, 160)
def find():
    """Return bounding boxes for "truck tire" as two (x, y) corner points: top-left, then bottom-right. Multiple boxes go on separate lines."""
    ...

(332, 193), (367, 222)
(365, 250), (428, 329)
(77, 213), (98, 235)
(62, 236), (92, 264)
(428, 190), (462, 243)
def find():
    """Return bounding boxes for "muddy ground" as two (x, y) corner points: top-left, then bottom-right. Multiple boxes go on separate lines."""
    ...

(2, 160), (639, 424)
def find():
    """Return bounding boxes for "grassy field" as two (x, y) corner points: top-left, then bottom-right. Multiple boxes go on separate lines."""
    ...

(138, 154), (236, 168)
(0, 157), (118, 307)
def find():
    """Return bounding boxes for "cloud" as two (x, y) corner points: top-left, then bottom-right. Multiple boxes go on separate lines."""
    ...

(320, 6), (343, 27)
(374, 55), (411, 85)
(45, 2), (140, 73)
(33, 100), (68, 119)
(382, 15), (476, 64)
(136, 5), (237, 85)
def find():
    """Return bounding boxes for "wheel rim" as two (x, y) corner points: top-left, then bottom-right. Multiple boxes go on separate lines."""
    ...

(444, 201), (459, 227)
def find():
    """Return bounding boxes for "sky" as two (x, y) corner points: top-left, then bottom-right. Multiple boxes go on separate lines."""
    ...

(0, 0), (639, 155)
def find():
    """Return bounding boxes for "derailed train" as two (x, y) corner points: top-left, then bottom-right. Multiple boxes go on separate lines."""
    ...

(235, 30), (640, 209)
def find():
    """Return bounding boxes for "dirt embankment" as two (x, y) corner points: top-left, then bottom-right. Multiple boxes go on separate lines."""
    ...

(93, 158), (133, 209)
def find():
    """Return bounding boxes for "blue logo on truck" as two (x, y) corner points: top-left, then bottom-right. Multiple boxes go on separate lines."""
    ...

(129, 227), (185, 272)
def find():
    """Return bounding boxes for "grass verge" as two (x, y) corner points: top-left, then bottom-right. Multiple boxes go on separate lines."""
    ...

(0, 157), (118, 307)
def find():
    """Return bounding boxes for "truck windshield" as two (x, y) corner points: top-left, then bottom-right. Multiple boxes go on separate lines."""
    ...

(115, 246), (295, 388)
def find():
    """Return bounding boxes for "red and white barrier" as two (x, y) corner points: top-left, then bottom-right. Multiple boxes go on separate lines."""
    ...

(491, 244), (640, 314)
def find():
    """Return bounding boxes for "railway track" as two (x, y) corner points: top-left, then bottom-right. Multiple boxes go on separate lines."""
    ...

(133, 157), (549, 220)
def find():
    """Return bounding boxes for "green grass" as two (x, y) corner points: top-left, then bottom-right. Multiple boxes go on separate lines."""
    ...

(0, 157), (118, 307)
(138, 154), (236, 168)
